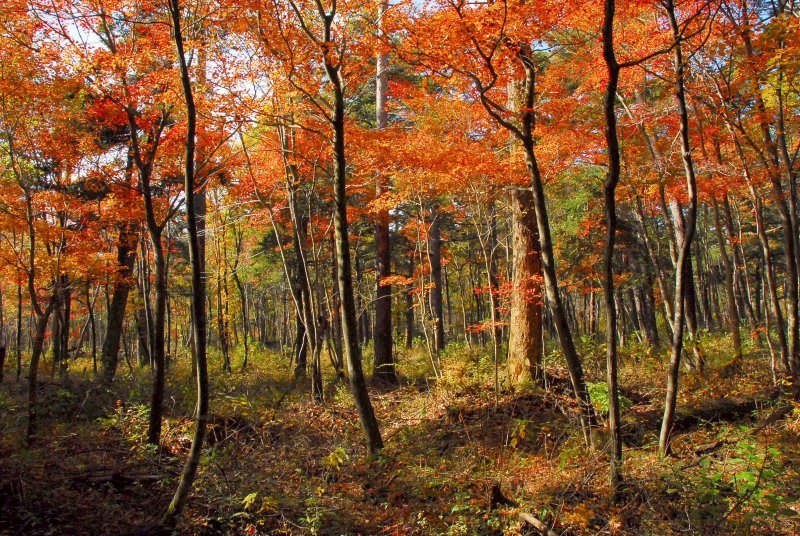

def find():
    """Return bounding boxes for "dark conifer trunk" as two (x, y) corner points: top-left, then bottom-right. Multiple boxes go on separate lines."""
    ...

(373, 1), (396, 382)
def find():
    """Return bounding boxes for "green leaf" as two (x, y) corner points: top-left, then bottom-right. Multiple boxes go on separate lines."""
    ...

(736, 471), (757, 483)
(242, 492), (259, 511)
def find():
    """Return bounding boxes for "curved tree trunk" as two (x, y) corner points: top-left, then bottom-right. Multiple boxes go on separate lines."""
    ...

(162, 0), (209, 528)
(601, 0), (623, 490)
(329, 63), (383, 454)
(659, 0), (700, 455)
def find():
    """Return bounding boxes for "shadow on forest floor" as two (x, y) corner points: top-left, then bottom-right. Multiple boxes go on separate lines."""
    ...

(1, 345), (799, 535)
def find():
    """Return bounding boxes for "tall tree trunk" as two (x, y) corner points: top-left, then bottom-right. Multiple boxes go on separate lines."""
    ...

(635, 283), (660, 346)
(145, 228), (167, 446)
(669, 198), (704, 372)
(373, 0), (395, 383)
(312, 8), (384, 453)
(140, 241), (155, 366)
(487, 206), (502, 343)
(405, 254), (415, 349)
(163, 1), (208, 527)
(601, 0), (623, 487)
(694, 229), (712, 330)
(428, 203), (446, 351)
(135, 292), (151, 367)
(293, 304), (308, 376)
(735, 0), (799, 378)
(331, 88), (383, 452)
(234, 274), (249, 371)
(87, 285), (97, 376)
(101, 225), (138, 383)
(660, 0), (700, 455)
(217, 267), (231, 373)
(752, 190), (790, 371)
(730, 130), (791, 372)
(26, 300), (55, 443)
(51, 292), (61, 378)
(721, 197), (748, 322)
(289, 200), (320, 399)
(329, 238), (344, 375)
(16, 281), (22, 379)
(355, 252), (366, 346)
(511, 47), (595, 445)
(712, 197), (743, 366)
(59, 275), (70, 377)
(507, 188), (543, 387)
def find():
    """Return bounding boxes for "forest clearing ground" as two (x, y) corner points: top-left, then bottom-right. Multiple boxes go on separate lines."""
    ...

(1, 336), (799, 535)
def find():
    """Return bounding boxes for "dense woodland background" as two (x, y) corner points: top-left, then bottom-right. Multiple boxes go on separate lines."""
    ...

(0, 0), (799, 534)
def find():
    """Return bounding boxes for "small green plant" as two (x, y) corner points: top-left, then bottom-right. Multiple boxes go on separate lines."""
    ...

(96, 401), (149, 443)
(586, 382), (632, 414)
(242, 492), (259, 512)
(301, 496), (326, 535)
(222, 393), (255, 418)
(321, 446), (349, 472)
(557, 435), (587, 471)
(665, 438), (796, 532)
(510, 418), (533, 448)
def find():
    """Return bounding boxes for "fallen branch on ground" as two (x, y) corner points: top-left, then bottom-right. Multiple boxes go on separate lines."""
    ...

(518, 512), (559, 536)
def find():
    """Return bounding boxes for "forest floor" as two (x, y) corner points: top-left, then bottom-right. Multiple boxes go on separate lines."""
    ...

(1, 334), (799, 535)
